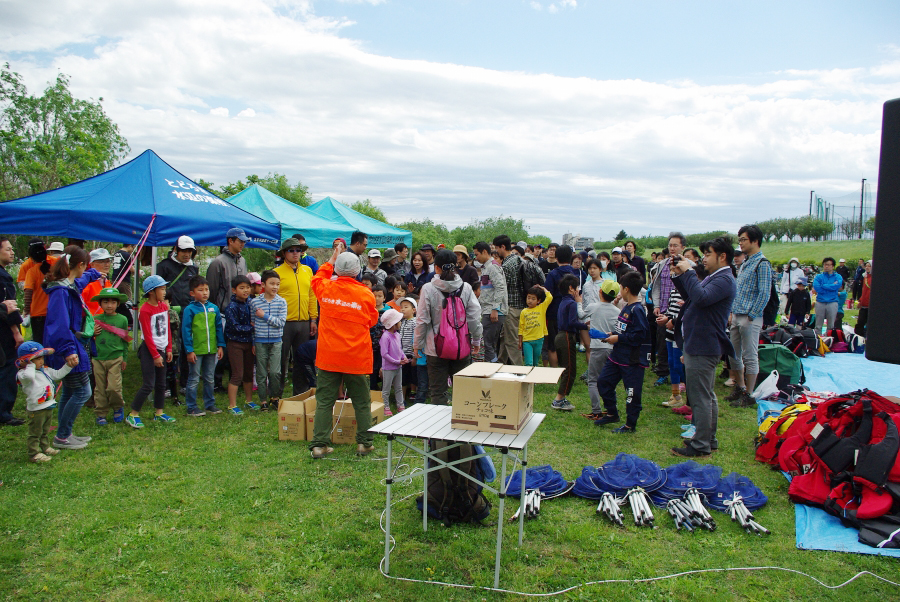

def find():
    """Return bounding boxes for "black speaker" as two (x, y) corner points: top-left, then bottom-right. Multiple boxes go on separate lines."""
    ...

(865, 98), (900, 365)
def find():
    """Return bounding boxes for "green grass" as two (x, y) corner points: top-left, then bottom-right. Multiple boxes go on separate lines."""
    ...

(616, 239), (874, 267)
(0, 343), (894, 601)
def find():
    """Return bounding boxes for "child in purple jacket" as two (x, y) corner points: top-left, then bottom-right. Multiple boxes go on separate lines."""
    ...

(379, 309), (409, 416)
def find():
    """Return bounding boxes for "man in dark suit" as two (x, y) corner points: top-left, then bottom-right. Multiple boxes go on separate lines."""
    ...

(670, 237), (737, 457)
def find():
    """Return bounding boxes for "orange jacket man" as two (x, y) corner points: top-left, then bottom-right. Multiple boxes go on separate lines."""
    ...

(308, 245), (379, 459)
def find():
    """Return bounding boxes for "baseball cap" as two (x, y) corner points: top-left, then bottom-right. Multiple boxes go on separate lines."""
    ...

(398, 297), (417, 309)
(176, 235), (196, 250)
(611, 246), (623, 254)
(226, 227), (249, 242)
(47, 242), (64, 253)
(248, 272), (262, 285)
(517, 241), (528, 250)
(367, 248), (382, 258)
(600, 279), (621, 297)
(89, 248), (113, 262)
(839, 258), (846, 263)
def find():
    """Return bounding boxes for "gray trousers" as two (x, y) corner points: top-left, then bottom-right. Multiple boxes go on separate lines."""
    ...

(683, 353), (719, 454)
(815, 301), (839, 332)
(255, 342), (282, 402)
(382, 368), (404, 409)
(729, 314), (763, 374)
(481, 314), (505, 363)
(587, 347), (612, 414)
(499, 307), (523, 365)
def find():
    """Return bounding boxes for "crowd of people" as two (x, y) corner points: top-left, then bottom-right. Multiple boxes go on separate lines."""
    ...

(0, 226), (873, 462)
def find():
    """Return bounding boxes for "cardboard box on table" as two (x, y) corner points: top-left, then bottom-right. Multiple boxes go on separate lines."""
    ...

(451, 363), (564, 434)
(277, 389), (316, 441)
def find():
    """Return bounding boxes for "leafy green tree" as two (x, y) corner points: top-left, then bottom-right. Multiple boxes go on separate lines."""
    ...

(614, 230), (628, 241)
(219, 173), (310, 206)
(395, 219), (451, 252)
(0, 62), (129, 201)
(196, 178), (217, 194)
(865, 216), (876, 233)
(529, 235), (552, 248)
(348, 199), (388, 223)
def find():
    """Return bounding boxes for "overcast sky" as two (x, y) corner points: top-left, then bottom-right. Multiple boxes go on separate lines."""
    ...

(2, 0), (899, 241)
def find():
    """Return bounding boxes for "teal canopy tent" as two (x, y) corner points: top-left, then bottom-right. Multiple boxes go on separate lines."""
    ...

(226, 185), (348, 247)
(307, 196), (412, 247)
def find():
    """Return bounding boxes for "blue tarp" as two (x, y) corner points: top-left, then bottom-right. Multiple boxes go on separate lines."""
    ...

(0, 150), (280, 249)
(226, 185), (348, 247)
(801, 353), (900, 397)
(307, 196), (411, 247)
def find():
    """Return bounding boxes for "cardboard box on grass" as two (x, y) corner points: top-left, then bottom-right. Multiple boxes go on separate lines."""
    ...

(331, 398), (385, 444)
(451, 363), (564, 434)
(277, 389), (316, 441)
(302, 391), (385, 442)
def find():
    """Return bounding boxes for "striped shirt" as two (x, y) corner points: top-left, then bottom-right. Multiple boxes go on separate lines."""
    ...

(399, 318), (415, 357)
(249, 294), (287, 343)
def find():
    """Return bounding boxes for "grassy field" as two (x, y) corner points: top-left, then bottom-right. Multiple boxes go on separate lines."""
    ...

(0, 322), (895, 601)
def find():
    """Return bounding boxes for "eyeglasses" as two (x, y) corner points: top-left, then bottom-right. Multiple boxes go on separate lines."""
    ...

(286, 248), (302, 253)
(737, 237), (749, 243)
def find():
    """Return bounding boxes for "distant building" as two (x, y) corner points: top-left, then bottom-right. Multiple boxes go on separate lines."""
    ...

(562, 233), (594, 250)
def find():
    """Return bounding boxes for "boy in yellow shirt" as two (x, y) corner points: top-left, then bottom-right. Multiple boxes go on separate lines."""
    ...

(518, 286), (552, 367)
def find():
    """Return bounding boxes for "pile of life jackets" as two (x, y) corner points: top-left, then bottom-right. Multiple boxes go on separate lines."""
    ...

(756, 390), (900, 548)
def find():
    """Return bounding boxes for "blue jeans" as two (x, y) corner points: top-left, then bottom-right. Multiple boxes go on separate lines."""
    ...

(522, 339), (543, 367)
(665, 341), (684, 385)
(185, 353), (217, 411)
(415, 364), (429, 403)
(57, 371), (91, 439)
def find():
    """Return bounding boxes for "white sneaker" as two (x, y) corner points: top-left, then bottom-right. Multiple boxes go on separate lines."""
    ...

(30, 453), (52, 463)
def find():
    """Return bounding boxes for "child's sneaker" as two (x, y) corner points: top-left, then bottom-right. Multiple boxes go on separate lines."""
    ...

(206, 406), (223, 415)
(96, 416), (108, 425)
(228, 407), (244, 416)
(30, 453), (52, 463)
(246, 402), (260, 410)
(112, 408), (125, 423)
(153, 413), (176, 423)
(396, 404), (406, 412)
(186, 408), (206, 417)
(125, 415), (144, 429)
(384, 407), (393, 417)
(43, 447), (60, 456)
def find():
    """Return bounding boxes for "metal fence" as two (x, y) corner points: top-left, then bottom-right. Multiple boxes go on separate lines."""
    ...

(811, 180), (876, 241)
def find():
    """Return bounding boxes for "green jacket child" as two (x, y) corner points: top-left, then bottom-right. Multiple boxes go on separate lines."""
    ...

(182, 300), (225, 355)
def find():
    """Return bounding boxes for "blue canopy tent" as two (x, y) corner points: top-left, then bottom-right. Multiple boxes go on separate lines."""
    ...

(307, 196), (412, 247)
(0, 149), (281, 249)
(226, 185), (348, 247)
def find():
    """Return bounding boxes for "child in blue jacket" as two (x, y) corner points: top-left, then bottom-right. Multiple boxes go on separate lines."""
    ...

(224, 275), (255, 414)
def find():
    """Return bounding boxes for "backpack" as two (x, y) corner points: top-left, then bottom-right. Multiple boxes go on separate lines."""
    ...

(415, 440), (492, 526)
(757, 343), (805, 390)
(519, 258), (545, 293)
(784, 334), (809, 358)
(756, 258), (779, 325)
(433, 288), (472, 360)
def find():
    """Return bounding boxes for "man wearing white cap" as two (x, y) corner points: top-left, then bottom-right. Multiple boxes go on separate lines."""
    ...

(362, 249), (387, 285)
(836, 258), (850, 283)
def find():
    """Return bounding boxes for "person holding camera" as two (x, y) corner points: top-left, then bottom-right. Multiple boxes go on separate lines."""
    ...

(669, 238), (737, 457)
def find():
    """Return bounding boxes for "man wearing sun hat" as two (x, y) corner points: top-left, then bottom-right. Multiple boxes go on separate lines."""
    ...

(275, 237), (318, 396)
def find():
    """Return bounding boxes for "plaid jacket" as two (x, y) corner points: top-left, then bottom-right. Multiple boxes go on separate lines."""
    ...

(732, 251), (773, 319)
(501, 253), (525, 309)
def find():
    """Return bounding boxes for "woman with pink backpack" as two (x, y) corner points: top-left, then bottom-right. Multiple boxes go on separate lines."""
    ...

(412, 249), (484, 405)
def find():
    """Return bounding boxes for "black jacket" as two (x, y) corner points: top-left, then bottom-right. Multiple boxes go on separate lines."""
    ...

(156, 257), (199, 309)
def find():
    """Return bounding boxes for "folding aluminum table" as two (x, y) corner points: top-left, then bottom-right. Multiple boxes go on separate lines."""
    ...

(369, 403), (545, 588)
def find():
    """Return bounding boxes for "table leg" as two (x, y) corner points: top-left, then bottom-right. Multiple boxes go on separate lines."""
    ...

(384, 436), (393, 575)
(493, 449), (508, 589)
(518, 443), (527, 546)
(423, 439), (429, 532)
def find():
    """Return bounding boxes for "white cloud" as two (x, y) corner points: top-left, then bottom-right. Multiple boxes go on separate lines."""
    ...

(548, 4), (558, 14)
(530, 2), (542, 11)
(0, 0), (894, 241)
